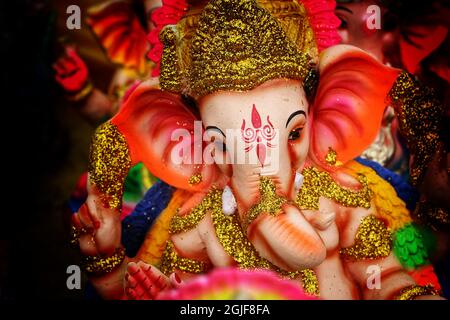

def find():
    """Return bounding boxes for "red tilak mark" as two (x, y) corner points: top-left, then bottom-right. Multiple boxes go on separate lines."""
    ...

(251, 104), (262, 128)
(241, 104), (277, 167)
(256, 143), (266, 167)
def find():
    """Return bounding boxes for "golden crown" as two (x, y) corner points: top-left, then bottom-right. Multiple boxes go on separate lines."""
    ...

(159, 0), (314, 98)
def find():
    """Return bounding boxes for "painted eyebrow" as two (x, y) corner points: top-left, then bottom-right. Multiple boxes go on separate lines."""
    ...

(285, 110), (307, 128)
(336, 6), (353, 14)
(205, 126), (226, 137)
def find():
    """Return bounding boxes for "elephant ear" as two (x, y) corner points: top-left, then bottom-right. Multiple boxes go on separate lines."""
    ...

(111, 80), (222, 192)
(88, 79), (222, 210)
(309, 45), (401, 170)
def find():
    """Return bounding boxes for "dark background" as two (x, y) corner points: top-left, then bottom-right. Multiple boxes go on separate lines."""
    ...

(1, 0), (117, 300)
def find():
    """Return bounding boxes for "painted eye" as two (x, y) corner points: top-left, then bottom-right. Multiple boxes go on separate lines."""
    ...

(338, 17), (348, 29)
(215, 141), (227, 152)
(288, 127), (303, 141)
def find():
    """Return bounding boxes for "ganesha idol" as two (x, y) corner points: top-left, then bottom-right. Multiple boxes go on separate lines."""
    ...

(70, 0), (444, 300)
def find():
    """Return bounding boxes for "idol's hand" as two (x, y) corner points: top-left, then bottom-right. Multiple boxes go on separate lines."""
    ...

(53, 46), (89, 93)
(124, 261), (182, 300)
(71, 185), (121, 257)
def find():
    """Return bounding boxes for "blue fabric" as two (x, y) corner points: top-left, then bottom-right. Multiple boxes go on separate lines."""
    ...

(355, 157), (419, 211)
(121, 180), (175, 257)
(68, 196), (86, 214)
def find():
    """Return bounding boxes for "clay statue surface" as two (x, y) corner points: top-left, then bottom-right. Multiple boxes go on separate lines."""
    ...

(70, 0), (444, 300)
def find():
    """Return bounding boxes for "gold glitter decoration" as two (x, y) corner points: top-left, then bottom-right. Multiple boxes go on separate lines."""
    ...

(188, 173), (203, 186)
(88, 122), (131, 210)
(388, 72), (448, 230)
(70, 225), (80, 247)
(160, 0), (318, 95)
(389, 71), (445, 186)
(340, 215), (392, 260)
(159, 26), (182, 93)
(169, 189), (222, 234)
(299, 269), (320, 296)
(325, 147), (337, 165)
(209, 188), (319, 295)
(414, 200), (449, 230)
(160, 240), (210, 275)
(242, 177), (287, 231)
(257, 0), (318, 60)
(168, 0), (318, 65)
(344, 160), (412, 231)
(159, 0), (310, 98)
(211, 189), (271, 269)
(164, 185), (318, 295)
(296, 167), (372, 210)
(69, 225), (88, 247)
(82, 247), (125, 276)
(395, 284), (438, 300)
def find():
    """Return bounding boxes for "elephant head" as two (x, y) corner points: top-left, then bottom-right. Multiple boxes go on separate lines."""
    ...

(88, 0), (400, 271)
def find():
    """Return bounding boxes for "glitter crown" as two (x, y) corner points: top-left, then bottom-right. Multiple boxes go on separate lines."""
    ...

(159, 0), (311, 98)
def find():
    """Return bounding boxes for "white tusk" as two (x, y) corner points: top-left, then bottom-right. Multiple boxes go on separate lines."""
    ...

(222, 185), (237, 216)
(294, 171), (304, 192)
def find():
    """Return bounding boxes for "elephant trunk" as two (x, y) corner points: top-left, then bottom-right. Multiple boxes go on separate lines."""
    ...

(247, 203), (327, 271)
(229, 154), (326, 271)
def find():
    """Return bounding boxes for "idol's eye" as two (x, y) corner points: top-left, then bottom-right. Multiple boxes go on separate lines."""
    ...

(213, 139), (227, 152)
(216, 142), (227, 152)
(338, 17), (348, 29)
(288, 127), (303, 141)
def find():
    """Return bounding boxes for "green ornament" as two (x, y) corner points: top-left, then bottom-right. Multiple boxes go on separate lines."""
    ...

(393, 223), (432, 270)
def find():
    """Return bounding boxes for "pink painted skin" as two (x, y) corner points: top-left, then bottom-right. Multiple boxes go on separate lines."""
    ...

(75, 45), (442, 300)
(241, 104), (277, 167)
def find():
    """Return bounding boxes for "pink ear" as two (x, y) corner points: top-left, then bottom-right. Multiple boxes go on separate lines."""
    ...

(111, 80), (222, 191)
(309, 45), (400, 169)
